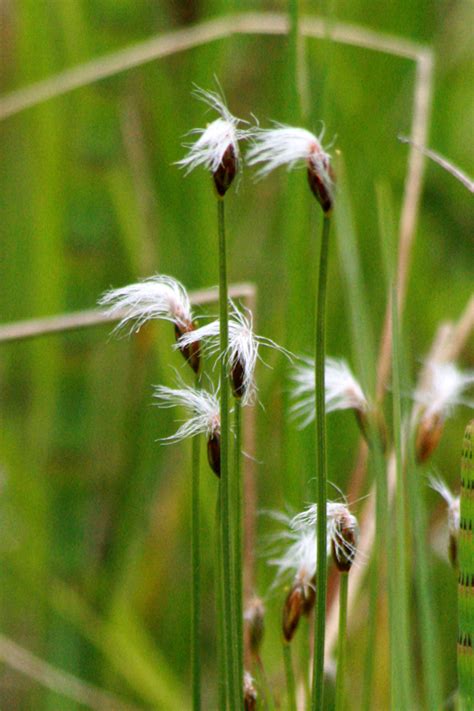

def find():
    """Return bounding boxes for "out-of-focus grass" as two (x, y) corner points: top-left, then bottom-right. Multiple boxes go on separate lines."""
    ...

(0, 1), (473, 709)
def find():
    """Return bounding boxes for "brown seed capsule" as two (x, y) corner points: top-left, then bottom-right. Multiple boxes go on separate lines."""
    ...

(230, 354), (246, 399)
(207, 432), (221, 477)
(332, 519), (359, 573)
(301, 576), (316, 616)
(449, 533), (458, 568)
(415, 414), (444, 463)
(307, 156), (335, 214)
(174, 322), (201, 374)
(213, 144), (237, 197)
(244, 672), (257, 711)
(282, 581), (316, 642)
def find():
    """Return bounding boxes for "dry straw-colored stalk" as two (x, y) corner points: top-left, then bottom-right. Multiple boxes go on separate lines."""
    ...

(0, 633), (143, 711)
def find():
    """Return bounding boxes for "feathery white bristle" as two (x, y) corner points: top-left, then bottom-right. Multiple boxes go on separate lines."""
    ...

(247, 124), (331, 178)
(291, 502), (360, 569)
(176, 87), (249, 175)
(177, 300), (291, 405)
(414, 361), (474, 421)
(99, 275), (192, 334)
(291, 357), (368, 428)
(267, 525), (318, 591)
(429, 475), (460, 533)
(153, 383), (220, 442)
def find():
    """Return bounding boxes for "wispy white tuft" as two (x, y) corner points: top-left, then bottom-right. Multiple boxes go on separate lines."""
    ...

(153, 383), (220, 442)
(414, 361), (474, 421)
(99, 275), (193, 334)
(176, 87), (249, 175)
(291, 357), (368, 428)
(267, 519), (318, 592)
(247, 124), (333, 180)
(177, 300), (292, 405)
(429, 475), (460, 533)
(291, 502), (360, 569)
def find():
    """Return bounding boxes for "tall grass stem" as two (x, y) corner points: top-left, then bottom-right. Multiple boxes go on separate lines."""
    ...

(215, 496), (227, 711)
(191, 371), (202, 711)
(233, 398), (244, 703)
(283, 642), (298, 711)
(335, 572), (349, 711)
(217, 198), (239, 708)
(391, 283), (415, 708)
(312, 214), (331, 710)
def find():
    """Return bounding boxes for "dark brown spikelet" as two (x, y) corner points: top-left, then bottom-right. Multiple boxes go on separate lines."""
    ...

(244, 673), (257, 711)
(213, 143), (237, 197)
(230, 354), (246, 399)
(301, 576), (316, 616)
(174, 322), (201, 374)
(449, 533), (458, 569)
(307, 157), (335, 214)
(207, 432), (221, 477)
(415, 414), (444, 463)
(332, 522), (358, 572)
(282, 584), (305, 642)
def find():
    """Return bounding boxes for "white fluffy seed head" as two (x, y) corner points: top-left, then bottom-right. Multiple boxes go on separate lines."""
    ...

(247, 125), (330, 176)
(153, 384), (220, 442)
(176, 87), (249, 177)
(177, 300), (291, 406)
(268, 524), (318, 592)
(291, 502), (359, 571)
(429, 475), (460, 534)
(414, 361), (474, 422)
(99, 275), (193, 334)
(291, 357), (368, 428)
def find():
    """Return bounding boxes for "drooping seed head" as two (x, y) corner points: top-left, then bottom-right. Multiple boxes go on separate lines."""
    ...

(414, 362), (474, 463)
(177, 300), (292, 405)
(243, 671), (257, 711)
(153, 383), (221, 477)
(176, 87), (250, 197)
(429, 475), (460, 568)
(247, 124), (335, 213)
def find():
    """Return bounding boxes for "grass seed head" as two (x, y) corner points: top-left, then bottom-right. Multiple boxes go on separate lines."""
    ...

(244, 596), (265, 656)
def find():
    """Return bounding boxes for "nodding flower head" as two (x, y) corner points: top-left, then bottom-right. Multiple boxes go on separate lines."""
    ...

(414, 361), (474, 462)
(99, 275), (200, 373)
(291, 502), (359, 573)
(267, 513), (318, 641)
(176, 87), (250, 197)
(429, 475), (460, 567)
(177, 300), (291, 405)
(247, 124), (335, 213)
(243, 671), (257, 711)
(153, 383), (221, 476)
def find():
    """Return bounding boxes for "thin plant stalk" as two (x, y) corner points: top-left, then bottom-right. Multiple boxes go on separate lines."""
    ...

(335, 573), (349, 711)
(233, 398), (244, 697)
(215, 495), (226, 711)
(361, 553), (378, 711)
(217, 198), (239, 708)
(282, 642), (298, 711)
(191, 371), (202, 711)
(391, 283), (415, 708)
(458, 421), (474, 709)
(312, 214), (331, 709)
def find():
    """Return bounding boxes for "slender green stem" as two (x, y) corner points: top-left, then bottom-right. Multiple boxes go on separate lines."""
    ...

(283, 642), (298, 711)
(233, 399), (244, 699)
(335, 573), (349, 711)
(458, 421), (474, 710)
(217, 198), (238, 709)
(215, 495), (227, 711)
(361, 553), (377, 711)
(312, 214), (331, 710)
(391, 284), (415, 709)
(191, 371), (201, 711)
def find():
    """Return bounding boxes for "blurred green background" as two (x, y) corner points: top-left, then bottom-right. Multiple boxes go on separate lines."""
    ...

(0, 1), (472, 708)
